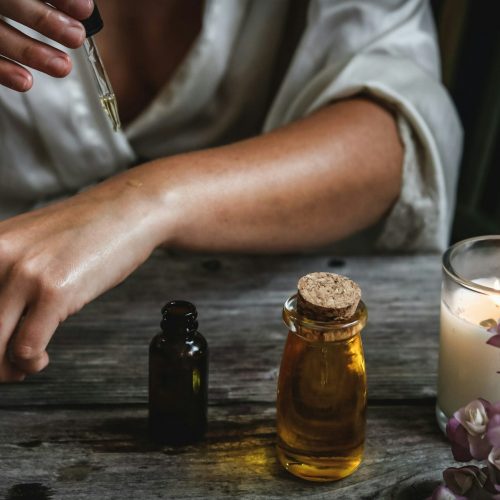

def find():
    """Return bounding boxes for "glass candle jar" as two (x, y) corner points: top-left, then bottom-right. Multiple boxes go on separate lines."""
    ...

(437, 236), (500, 432)
(276, 294), (367, 482)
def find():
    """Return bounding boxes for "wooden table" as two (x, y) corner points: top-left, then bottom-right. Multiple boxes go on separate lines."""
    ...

(0, 251), (454, 499)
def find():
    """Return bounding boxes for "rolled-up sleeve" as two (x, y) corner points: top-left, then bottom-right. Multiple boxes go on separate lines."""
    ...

(264, 0), (463, 251)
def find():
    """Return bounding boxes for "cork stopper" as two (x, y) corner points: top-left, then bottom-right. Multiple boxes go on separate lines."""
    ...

(297, 272), (361, 321)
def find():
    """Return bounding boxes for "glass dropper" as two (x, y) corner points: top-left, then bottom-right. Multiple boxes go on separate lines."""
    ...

(81, 3), (121, 132)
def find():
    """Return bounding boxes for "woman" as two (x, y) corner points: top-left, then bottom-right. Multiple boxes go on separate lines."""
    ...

(0, 0), (461, 381)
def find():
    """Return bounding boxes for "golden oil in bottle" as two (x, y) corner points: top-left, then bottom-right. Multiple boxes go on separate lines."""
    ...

(276, 273), (367, 482)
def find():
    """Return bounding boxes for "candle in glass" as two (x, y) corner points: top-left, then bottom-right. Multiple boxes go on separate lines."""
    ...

(436, 236), (500, 432)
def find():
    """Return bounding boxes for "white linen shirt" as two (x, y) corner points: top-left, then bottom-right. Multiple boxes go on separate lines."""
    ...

(0, 0), (462, 251)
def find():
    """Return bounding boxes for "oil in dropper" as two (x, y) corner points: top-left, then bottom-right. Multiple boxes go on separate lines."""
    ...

(81, 3), (121, 132)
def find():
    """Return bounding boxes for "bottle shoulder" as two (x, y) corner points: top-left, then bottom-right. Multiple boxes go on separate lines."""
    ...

(150, 331), (208, 357)
(186, 331), (208, 356)
(193, 331), (208, 349)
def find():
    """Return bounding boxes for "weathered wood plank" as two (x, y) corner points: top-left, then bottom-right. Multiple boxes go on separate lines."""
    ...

(0, 252), (442, 407)
(0, 404), (450, 500)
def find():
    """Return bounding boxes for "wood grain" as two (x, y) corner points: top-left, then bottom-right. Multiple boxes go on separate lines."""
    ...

(0, 252), (442, 407)
(0, 404), (449, 500)
(0, 252), (449, 499)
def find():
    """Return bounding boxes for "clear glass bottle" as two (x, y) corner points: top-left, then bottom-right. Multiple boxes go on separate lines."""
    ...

(149, 301), (208, 445)
(277, 294), (367, 481)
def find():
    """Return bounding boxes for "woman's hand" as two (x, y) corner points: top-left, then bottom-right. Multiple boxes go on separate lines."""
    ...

(0, 0), (93, 91)
(0, 174), (165, 382)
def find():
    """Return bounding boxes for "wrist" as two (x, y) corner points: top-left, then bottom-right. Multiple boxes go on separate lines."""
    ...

(89, 162), (183, 252)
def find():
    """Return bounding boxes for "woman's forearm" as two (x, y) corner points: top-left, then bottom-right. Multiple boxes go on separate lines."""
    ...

(143, 97), (404, 251)
(98, 97), (404, 252)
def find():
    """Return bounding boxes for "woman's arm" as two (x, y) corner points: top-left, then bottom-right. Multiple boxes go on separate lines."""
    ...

(0, 97), (402, 381)
(118, 97), (403, 252)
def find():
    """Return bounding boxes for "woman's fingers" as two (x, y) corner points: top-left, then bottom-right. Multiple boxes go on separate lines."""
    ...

(0, 289), (27, 382)
(0, 19), (72, 78)
(0, 0), (93, 89)
(0, 55), (32, 91)
(0, 245), (62, 379)
(10, 348), (50, 375)
(46, 0), (94, 22)
(0, 0), (86, 49)
(9, 301), (58, 375)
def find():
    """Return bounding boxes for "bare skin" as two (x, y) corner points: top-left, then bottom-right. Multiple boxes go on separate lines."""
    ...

(0, 0), (403, 381)
(95, 0), (204, 125)
(0, 0), (92, 90)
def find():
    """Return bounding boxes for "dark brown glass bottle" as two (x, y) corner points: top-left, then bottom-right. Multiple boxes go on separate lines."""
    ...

(149, 301), (208, 445)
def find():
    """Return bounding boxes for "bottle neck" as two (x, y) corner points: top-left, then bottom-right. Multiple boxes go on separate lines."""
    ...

(283, 295), (367, 343)
(160, 300), (198, 337)
(160, 318), (198, 337)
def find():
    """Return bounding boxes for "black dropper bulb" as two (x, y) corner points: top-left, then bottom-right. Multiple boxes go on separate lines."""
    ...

(82, 2), (103, 37)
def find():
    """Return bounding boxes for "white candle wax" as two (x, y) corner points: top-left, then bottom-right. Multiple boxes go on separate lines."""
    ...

(438, 277), (500, 417)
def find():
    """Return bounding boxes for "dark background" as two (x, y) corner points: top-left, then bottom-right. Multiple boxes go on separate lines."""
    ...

(432, 0), (500, 242)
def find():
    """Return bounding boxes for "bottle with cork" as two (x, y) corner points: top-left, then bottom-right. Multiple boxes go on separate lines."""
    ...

(276, 272), (367, 481)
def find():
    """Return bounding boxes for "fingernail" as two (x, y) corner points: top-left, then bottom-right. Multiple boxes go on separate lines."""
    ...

(63, 25), (85, 45)
(77, 0), (94, 20)
(12, 74), (30, 92)
(48, 56), (70, 76)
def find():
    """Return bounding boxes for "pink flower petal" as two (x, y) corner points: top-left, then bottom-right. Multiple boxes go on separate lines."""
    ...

(486, 334), (500, 348)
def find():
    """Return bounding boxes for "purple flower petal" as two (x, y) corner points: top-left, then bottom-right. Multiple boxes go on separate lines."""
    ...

(486, 401), (500, 419)
(430, 485), (466, 500)
(487, 416), (500, 448)
(469, 433), (493, 460)
(488, 448), (500, 479)
(480, 399), (493, 415)
(443, 466), (487, 495)
(487, 334), (500, 348)
(447, 417), (473, 461)
(451, 441), (473, 462)
(480, 465), (499, 494)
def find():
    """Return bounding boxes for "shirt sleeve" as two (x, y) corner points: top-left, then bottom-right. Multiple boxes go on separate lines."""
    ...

(264, 0), (463, 252)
